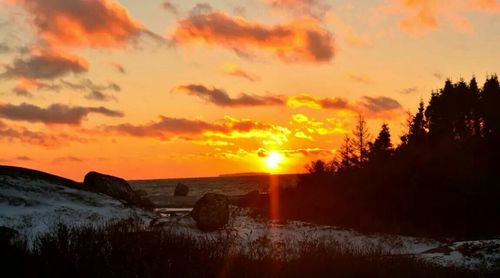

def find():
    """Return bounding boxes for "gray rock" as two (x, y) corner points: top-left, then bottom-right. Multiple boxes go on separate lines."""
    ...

(174, 183), (189, 196)
(83, 171), (148, 207)
(191, 193), (229, 231)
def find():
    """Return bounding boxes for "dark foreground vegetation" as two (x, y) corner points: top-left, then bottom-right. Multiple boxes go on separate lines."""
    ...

(0, 221), (494, 278)
(277, 76), (500, 239)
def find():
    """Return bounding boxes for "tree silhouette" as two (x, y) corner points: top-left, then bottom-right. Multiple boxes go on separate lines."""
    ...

(352, 114), (370, 165)
(369, 123), (393, 161)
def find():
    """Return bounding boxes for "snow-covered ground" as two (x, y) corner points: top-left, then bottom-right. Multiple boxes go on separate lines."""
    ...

(154, 208), (500, 269)
(0, 175), (154, 242)
(1, 171), (498, 270)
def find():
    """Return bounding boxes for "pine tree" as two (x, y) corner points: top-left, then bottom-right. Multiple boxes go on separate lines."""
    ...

(352, 114), (371, 165)
(369, 123), (393, 161)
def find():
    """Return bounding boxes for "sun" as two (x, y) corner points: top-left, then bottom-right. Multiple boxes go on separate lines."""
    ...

(265, 151), (283, 170)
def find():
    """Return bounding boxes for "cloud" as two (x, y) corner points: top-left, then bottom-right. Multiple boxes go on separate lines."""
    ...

(11, 0), (155, 48)
(53, 156), (84, 163)
(381, 0), (500, 34)
(220, 63), (259, 82)
(108, 61), (126, 74)
(61, 79), (120, 101)
(345, 72), (374, 84)
(178, 84), (285, 107)
(0, 103), (124, 125)
(1, 50), (88, 80)
(358, 96), (402, 113)
(287, 95), (349, 110)
(161, 1), (178, 15)
(400, 86), (419, 94)
(264, 0), (331, 19)
(173, 10), (335, 63)
(105, 115), (291, 145)
(288, 95), (403, 117)
(0, 124), (67, 147)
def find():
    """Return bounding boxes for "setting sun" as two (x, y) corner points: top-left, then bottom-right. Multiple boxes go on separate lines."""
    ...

(265, 151), (284, 170)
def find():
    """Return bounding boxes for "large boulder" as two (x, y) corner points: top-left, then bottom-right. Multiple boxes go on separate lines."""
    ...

(83, 171), (145, 207)
(191, 193), (229, 231)
(174, 183), (189, 196)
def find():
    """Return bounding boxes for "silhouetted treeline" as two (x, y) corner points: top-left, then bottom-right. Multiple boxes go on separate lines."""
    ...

(278, 76), (500, 239)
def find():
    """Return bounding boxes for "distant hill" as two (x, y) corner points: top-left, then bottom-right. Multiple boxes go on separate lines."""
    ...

(219, 172), (270, 177)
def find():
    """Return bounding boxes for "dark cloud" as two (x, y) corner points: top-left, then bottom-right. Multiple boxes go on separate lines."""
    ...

(178, 84), (285, 107)
(360, 96), (402, 113)
(84, 91), (117, 102)
(161, 1), (178, 15)
(1, 51), (88, 80)
(12, 87), (34, 98)
(174, 10), (335, 63)
(61, 79), (120, 101)
(0, 103), (124, 125)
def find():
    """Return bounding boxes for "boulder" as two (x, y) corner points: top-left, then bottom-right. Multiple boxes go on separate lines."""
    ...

(83, 171), (142, 206)
(191, 193), (229, 231)
(174, 183), (189, 196)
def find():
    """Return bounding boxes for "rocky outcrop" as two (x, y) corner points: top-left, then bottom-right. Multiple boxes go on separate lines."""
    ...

(83, 171), (153, 208)
(174, 183), (189, 196)
(191, 193), (229, 231)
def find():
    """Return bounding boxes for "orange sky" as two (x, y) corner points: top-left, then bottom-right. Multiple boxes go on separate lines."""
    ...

(1, 0), (499, 180)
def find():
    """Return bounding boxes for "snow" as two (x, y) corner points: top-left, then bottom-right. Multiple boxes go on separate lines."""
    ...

(154, 207), (440, 258)
(420, 239), (500, 269)
(0, 175), (154, 242)
(1, 173), (498, 270)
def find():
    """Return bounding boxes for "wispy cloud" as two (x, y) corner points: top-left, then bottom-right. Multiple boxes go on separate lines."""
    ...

(177, 84), (285, 107)
(220, 63), (259, 82)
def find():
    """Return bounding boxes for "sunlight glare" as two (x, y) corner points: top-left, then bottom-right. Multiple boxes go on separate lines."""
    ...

(265, 151), (283, 170)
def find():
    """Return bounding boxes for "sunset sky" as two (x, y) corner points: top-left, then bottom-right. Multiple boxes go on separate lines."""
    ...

(0, 0), (499, 180)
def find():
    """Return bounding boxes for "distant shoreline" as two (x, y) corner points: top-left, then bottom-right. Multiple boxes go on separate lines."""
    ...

(218, 172), (270, 177)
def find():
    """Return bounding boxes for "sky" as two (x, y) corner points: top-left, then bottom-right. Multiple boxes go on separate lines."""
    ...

(0, 0), (499, 180)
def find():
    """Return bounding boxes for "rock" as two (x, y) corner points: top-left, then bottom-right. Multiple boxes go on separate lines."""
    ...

(0, 226), (19, 245)
(174, 183), (189, 196)
(83, 171), (143, 206)
(191, 193), (229, 231)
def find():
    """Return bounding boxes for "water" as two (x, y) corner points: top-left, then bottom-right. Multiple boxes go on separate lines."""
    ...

(129, 174), (299, 208)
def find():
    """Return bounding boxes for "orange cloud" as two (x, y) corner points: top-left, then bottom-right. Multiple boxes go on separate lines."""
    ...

(11, 0), (149, 48)
(382, 0), (500, 34)
(173, 10), (335, 63)
(287, 95), (349, 110)
(105, 115), (291, 145)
